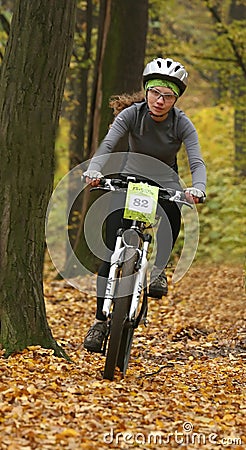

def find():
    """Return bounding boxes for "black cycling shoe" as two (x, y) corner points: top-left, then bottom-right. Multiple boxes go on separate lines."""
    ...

(84, 321), (107, 353)
(149, 267), (168, 298)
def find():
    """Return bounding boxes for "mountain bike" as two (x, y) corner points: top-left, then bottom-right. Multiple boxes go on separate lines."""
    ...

(90, 177), (195, 380)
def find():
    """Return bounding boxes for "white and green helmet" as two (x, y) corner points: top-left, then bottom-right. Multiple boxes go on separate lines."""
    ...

(143, 58), (188, 96)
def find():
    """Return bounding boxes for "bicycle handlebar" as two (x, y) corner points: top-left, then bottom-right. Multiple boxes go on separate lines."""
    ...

(89, 177), (203, 207)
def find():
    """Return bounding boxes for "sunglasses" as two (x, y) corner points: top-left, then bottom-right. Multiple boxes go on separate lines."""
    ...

(148, 87), (177, 102)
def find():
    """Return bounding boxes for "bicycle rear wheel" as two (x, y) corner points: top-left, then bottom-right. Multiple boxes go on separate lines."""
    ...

(103, 247), (138, 381)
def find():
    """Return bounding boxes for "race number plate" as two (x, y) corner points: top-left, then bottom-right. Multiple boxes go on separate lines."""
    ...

(124, 182), (159, 222)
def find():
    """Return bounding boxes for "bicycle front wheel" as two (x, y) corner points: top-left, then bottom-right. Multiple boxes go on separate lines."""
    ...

(103, 247), (138, 381)
(117, 282), (147, 375)
(116, 321), (134, 375)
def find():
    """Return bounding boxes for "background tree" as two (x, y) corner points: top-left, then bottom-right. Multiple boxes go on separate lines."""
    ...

(201, 0), (245, 176)
(66, 1), (94, 252)
(63, 0), (149, 277)
(0, 0), (76, 356)
(90, 0), (148, 146)
(147, 0), (246, 171)
(0, 1), (11, 60)
(228, 0), (246, 176)
(0, 0), (243, 343)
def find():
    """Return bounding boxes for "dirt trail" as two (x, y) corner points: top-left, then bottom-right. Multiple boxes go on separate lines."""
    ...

(0, 263), (245, 449)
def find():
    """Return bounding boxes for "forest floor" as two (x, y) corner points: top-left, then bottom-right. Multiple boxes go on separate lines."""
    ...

(0, 261), (245, 450)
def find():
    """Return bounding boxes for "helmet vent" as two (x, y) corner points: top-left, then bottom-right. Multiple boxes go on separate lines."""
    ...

(142, 57), (188, 95)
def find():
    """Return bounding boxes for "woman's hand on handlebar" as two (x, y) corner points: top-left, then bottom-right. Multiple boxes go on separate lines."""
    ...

(86, 177), (101, 187)
(185, 187), (206, 204)
(83, 170), (103, 186)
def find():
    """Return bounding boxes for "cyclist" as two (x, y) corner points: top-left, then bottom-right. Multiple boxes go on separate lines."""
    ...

(83, 57), (206, 353)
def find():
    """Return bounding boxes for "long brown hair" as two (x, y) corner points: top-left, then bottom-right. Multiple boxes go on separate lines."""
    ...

(109, 91), (145, 116)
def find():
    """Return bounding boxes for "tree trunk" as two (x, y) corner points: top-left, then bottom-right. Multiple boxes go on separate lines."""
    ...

(205, 0), (246, 175)
(66, 1), (93, 253)
(228, 0), (246, 176)
(88, 0), (148, 150)
(0, 0), (76, 357)
(98, 0), (148, 141)
(70, 0), (148, 276)
(87, 0), (112, 155)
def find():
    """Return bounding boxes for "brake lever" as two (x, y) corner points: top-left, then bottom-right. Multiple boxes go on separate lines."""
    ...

(168, 190), (184, 202)
(168, 191), (193, 208)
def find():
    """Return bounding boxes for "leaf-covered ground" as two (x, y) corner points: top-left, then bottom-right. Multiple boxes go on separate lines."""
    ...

(0, 263), (245, 449)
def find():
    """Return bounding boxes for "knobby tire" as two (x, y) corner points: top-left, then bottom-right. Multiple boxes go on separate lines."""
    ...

(103, 248), (138, 381)
(117, 323), (134, 375)
(117, 283), (148, 374)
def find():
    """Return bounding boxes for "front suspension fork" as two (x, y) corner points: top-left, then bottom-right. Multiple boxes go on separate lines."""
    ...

(129, 234), (152, 320)
(102, 229), (124, 317)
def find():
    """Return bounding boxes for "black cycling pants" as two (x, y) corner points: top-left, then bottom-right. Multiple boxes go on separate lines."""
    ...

(95, 200), (181, 320)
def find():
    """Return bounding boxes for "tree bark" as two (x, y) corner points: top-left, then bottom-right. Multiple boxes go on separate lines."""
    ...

(98, 0), (148, 141)
(71, 0), (148, 276)
(228, 0), (246, 176)
(67, 1), (94, 253)
(87, 0), (148, 150)
(0, 0), (76, 357)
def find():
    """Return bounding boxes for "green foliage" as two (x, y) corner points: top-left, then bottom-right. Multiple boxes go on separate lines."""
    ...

(54, 118), (69, 185)
(148, 0), (246, 104)
(0, 9), (11, 60)
(55, 1), (245, 265)
(55, 105), (245, 264)
(176, 104), (245, 263)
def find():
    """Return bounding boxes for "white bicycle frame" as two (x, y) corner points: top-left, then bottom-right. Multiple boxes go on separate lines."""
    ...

(99, 177), (193, 322)
(102, 229), (150, 320)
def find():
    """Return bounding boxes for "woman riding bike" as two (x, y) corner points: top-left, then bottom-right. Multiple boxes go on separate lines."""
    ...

(83, 57), (206, 353)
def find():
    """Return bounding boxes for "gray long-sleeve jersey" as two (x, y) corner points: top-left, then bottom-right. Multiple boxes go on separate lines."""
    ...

(88, 101), (206, 192)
